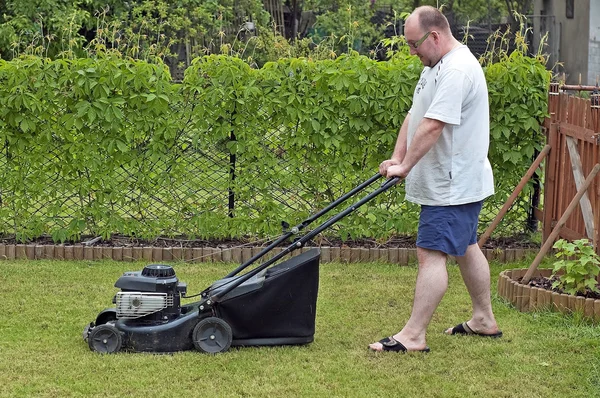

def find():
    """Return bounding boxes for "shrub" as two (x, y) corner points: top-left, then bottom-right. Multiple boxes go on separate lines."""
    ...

(0, 48), (550, 242)
(551, 239), (600, 296)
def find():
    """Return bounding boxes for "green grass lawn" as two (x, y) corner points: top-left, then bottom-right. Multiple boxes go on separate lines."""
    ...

(1, 257), (598, 398)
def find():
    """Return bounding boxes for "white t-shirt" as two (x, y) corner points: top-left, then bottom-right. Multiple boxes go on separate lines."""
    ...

(405, 45), (494, 206)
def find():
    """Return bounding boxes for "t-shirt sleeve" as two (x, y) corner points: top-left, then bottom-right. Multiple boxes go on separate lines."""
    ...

(423, 68), (472, 126)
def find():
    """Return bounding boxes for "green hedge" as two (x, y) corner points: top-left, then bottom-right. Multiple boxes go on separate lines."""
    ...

(0, 51), (550, 243)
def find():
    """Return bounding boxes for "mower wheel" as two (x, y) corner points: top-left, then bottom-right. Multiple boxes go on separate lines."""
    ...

(88, 324), (123, 354)
(192, 317), (232, 354)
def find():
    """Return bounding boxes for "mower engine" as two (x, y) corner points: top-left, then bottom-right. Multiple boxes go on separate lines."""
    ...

(84, 264), (191, 353)
(114, 264), (187, 322)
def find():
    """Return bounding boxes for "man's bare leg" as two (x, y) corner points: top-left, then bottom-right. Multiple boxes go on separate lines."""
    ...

(446, 243), (500, 335)
(369, 247), (447, 351)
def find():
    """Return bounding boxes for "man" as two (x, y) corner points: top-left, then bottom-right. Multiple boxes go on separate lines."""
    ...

(369, 5), (502, 353)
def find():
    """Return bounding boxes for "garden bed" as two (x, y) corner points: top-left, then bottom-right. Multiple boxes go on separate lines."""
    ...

(498, 268), (600, 322)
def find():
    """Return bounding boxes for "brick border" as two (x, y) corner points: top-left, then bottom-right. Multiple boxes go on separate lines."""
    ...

(497, 268), (600, 322)
(0, 243), (535, 265)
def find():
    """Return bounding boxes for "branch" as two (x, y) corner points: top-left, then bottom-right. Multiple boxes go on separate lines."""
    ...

(504, 0), (516, 23)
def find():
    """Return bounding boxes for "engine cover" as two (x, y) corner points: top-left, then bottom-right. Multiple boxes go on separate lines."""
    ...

(113, 264), (187, 322)
(116, 292), (173, 319)
(115, 264), (183, 294)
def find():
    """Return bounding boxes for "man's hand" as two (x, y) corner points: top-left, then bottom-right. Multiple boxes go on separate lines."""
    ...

(379, 159), (400, 176)
(385, 164), (410, 179)
(379, 159), (409, 179)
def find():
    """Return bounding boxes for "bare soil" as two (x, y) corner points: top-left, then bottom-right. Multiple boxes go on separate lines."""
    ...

(520, 275), (600, 300)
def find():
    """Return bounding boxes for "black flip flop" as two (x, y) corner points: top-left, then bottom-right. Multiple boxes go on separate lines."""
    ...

(369, 337), (430, 353)
(448, 322), (503, 338)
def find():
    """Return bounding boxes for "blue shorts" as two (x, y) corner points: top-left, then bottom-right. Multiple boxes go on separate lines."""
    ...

(416, 201), (483, 257)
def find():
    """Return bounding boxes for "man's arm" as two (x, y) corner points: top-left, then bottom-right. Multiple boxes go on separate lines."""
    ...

(379, 114), (410, 176)
(385, 117), (445, 178)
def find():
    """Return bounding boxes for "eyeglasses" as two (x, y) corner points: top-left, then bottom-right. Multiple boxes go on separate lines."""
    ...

(408, 31), (431, 49)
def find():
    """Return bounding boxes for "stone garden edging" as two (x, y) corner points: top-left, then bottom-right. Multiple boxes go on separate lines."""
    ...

(498, 268), (600, 322)
(0, 243), (536, 265)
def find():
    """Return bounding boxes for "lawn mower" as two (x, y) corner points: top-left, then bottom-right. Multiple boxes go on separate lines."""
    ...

(83, 173), (399, 354)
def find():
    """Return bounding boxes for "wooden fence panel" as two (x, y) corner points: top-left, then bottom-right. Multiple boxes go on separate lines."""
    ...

(543, 90), (600, 253)
(263, 0), (285, 36)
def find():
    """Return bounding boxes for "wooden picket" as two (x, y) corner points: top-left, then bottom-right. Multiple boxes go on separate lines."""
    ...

(542, 83), (600, 254)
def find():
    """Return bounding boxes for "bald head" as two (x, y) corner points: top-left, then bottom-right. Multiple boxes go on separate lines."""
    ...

(408, 6), (452, 36)
(404, 6), (459, 66)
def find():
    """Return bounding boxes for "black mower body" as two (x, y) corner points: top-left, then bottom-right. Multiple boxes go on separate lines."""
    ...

(85, 248), (320, 353)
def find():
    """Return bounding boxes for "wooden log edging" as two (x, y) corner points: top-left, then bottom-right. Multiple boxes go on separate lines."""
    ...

(498, 268), (600, 322)
(0, 243), (536, 265)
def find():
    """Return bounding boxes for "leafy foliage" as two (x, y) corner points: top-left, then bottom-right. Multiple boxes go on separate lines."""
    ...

(481, 27), (550, 229)
(0, 45), (549, 242)
(0, 0), (532, 65)
(551, 239), (600, 296)
(0, 0), (271, 64)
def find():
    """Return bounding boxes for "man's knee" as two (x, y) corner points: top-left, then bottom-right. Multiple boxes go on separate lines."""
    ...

(416, 246), (447, 266)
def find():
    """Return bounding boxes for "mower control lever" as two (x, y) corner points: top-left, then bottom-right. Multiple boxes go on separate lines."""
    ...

(209, 173), (401, 303)
(221, 173), (383, 280)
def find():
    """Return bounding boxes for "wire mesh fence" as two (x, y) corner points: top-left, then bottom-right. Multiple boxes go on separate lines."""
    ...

(0, 95), (540, 244)
(0, 51), (547, 246)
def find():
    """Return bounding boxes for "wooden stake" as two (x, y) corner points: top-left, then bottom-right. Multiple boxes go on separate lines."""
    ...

(478, 145), (551, 247)
(522, 163), (600, 283)
(565, 136), (595, 238)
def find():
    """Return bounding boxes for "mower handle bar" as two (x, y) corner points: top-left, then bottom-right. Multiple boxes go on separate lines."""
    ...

(208, 175), (401, 303)
(223, 172), (383, 279)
